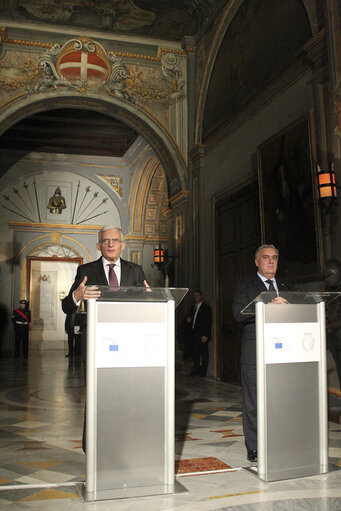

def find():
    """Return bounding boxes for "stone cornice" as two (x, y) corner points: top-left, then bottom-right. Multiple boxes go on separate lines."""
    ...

(169, 190), (189, 208)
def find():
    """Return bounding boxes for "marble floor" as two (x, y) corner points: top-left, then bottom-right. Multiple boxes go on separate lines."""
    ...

(0, 351), (341, 510)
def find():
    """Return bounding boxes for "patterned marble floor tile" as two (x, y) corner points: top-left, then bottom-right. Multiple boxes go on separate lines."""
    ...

(0, 352), (340, 510)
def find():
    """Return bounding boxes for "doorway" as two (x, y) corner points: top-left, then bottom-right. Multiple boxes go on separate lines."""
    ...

(27, 257), (82, 351)
(215, 183), (259, 383)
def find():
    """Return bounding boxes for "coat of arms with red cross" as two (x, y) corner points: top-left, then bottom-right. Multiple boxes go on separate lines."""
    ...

(56, 39), (110, 88)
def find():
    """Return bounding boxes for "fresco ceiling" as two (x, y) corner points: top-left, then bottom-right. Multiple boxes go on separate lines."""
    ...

(0, 1), (316, 156)
(0, 0), (223, 42)
(0, 1), (226, 158)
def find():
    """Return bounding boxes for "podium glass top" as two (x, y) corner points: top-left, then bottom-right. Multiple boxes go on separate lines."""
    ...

(83, 286), (188, 308)
(241, 291), (341, 315)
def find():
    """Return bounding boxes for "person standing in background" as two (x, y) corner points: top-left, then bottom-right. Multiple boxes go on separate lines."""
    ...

(65, 312), (77, 358)
(12, 299), (31, 360)
(186, 290), (212, 377)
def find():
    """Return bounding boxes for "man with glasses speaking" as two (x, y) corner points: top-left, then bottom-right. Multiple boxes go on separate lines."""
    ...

(62, 225), (149, 315)
(62, 225), (149, 452)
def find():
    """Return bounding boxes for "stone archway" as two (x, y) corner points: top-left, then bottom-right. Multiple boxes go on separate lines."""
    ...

(0, 93), (187, 200)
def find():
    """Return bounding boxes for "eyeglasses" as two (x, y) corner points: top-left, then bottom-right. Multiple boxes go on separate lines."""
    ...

(100, 238), (122, 246)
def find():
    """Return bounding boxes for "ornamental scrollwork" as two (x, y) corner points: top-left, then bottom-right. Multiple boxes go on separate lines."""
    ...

(26, 38), (131, 99)
(24, 37), (185, 102)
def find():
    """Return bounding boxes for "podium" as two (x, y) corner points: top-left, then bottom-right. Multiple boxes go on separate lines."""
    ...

(242, 291), (341, 482)
(82, 286), (188, 501)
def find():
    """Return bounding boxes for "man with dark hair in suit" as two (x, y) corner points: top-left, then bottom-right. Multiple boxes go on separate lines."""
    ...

(12, 299), (31, 360)
(62, 225), (149, 451)
(232, 244), (291, 463)
(186, 290), (212, 376)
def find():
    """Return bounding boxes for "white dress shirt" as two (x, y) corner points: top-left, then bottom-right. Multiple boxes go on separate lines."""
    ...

(103, 256), (121, 285)
(192, 301), (202, 328)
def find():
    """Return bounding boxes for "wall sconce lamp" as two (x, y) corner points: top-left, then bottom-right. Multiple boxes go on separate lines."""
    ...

(153, 246), (165, 269)
(316, 163), (338, 209)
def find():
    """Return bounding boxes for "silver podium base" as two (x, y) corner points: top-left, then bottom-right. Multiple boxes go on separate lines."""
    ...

(77, 479), (187, 502)
(244, 462), (339, 482)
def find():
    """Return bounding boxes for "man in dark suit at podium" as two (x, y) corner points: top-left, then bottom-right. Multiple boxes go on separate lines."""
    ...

(232, 244), (291, 463)
(62, 225), (149, 452)
(62, 225), (148, 315)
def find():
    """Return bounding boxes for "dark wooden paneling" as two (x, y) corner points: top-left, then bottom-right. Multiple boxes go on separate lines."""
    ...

(215, 184), (259, 383)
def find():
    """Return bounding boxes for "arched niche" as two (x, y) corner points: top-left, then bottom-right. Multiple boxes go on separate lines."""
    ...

(0, 92), (188, 199)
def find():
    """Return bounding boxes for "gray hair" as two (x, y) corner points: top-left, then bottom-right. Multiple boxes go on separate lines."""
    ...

(98, 226), (125, 242)
(255, 244), (278, 260)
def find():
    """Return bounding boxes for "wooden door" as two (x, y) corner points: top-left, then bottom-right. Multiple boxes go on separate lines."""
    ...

(215, 184), (259, 383)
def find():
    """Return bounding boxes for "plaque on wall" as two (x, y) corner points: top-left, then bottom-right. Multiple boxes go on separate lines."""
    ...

(31, 270), (57, 331)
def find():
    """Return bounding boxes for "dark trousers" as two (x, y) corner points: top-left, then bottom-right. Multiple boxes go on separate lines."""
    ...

(14, 325), (29, 358)
(67, 332), (81, 356)
(193, 337), (209, 376)
(241, 363), (257, 451)
(82, 363), (86, 453)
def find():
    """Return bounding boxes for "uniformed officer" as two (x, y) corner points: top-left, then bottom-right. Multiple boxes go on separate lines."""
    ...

(12, 300), (31, 359)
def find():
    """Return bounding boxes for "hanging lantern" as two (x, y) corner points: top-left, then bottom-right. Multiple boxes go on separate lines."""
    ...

(154, 247), (164, 268)
(316, 163), (337, 205)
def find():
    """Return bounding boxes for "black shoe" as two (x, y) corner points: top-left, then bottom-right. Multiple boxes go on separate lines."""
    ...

(247, 449), (257, 462)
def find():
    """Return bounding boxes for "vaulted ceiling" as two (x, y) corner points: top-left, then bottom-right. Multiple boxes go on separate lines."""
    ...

(0, 109), (138, 157)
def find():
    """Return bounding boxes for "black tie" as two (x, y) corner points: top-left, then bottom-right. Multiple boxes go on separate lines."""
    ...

(266, 279), (276, 292)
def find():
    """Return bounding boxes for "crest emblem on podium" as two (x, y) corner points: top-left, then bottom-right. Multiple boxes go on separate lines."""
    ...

(302, 332), (314, 351)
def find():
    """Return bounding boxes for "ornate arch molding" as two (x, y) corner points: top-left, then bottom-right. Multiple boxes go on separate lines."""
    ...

(0, 92), (187, 199)
(128, 150), (160, 235)
(194, 0), (243, 146)
(194, 0), (318, 146)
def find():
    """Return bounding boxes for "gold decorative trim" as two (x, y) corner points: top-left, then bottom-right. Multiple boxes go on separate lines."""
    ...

(0, 28), (53, 48)
(0, 27), (185, 61)
(162, 208), (172, 218)
(114, 47), (185, 61)
(98, 175), (121, 196)
(11, 232), (93, 260)
(50, 232), (62, 243)
(7, 221), (103, 230)
(125, 235), (168, 242)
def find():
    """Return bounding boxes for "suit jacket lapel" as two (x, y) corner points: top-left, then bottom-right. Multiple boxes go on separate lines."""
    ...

(93, 258), (108, 285)
(120, 258), (130, 286)
(255, 275), (268, 293)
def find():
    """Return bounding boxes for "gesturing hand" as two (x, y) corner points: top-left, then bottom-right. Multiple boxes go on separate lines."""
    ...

(73, 276), (101, 302)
